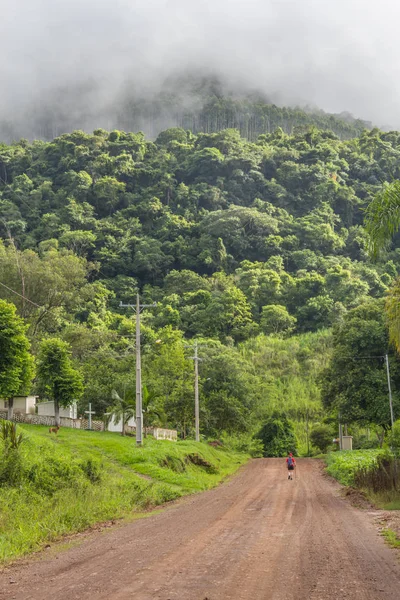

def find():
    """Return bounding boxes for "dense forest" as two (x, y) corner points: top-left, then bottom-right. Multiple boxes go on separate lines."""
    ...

(1, 121), (400, 452)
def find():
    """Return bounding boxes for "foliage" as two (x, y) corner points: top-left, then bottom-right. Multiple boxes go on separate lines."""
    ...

(382, 529), (400, 549)
(1, 124), (400, 442)
(310, 425), (333, 453)
(260, 304), (297, 336)
(36, 338), (84, 425)
(388, 419), (400, 455)
(106, 388), (136, 436)
(0, 300), (33, 402)
(321, 299), (400, 429)
(256, 412), (297, 457)
(220, 432), (264, 458)
(365, 181), (400, 258)
(325, 449), (387, 486)
(0, 420), (24, 450)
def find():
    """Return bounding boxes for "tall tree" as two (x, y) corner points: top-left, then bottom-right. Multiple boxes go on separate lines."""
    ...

(321, 300), (400, 433)
(36, 338), (83, 426)
(0, 300), (33, 419)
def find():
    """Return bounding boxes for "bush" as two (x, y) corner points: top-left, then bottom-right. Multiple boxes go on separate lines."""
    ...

(388, 420), (400, 456)
(352, 434), (380, 450)
(159, 455), (186, 473)
(79, 458), (102, 484)
(326, 450), (386, 487)
(221, 432), (264, 457)
(0, 449), (24, 487)
(310, 425), (333, 453)
(256, 412), (296, 457)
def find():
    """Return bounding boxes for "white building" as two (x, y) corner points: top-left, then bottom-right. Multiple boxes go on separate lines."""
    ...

(37, 401), (78, 420)
(107, 416), (136, 433)
(0, 396), (37, 415)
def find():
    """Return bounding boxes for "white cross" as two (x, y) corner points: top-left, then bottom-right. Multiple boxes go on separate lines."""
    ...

(85, 403), (95, 430)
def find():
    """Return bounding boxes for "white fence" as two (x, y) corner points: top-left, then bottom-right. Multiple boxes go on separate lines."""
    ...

(0, 410), (80, 428)
(0, 411), (178, 441)
(153, 428), (178, 442)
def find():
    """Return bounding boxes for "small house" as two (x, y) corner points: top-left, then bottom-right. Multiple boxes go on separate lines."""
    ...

(0, 396), (37, 415)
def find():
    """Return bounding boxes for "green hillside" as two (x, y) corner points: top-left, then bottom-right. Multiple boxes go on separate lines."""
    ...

(0, 124), (400, 445)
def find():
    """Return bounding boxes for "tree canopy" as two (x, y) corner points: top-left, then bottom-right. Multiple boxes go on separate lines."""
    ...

(1, 122), (400, 443)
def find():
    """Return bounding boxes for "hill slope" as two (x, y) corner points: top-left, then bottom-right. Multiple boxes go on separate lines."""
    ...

(0, 424), (246, 563)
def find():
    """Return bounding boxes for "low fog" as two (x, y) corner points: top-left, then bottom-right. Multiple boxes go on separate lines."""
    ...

(1, 0), (400, 139)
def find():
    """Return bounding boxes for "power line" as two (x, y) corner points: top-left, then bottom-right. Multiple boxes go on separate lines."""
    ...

(0, 281), (42, 308)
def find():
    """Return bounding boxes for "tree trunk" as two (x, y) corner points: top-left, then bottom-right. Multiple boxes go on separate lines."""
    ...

(7, 398), (14, 420)
(121, 410), (125, 436)
(377, 428), (385, 448)
(306, 409), (310, 457)
(54, 398), (60, 427)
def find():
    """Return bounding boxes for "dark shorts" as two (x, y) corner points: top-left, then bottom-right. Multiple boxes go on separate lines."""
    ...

(288, 465), (294, 471)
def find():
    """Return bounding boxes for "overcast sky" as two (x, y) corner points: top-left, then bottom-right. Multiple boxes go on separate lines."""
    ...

(1, 0), (400, 135)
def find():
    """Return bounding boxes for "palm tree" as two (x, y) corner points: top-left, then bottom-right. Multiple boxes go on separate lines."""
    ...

(106, 389), (135, 436)
(365, 180), (400, 350)
(365, 180), (400, 258)
(142, 385), (164, 437)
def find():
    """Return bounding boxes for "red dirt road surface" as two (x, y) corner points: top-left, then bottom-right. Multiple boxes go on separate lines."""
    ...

(1, 459), (400, 600)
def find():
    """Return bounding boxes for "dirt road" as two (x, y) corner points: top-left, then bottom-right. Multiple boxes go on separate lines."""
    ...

(1, 459), (400, 600)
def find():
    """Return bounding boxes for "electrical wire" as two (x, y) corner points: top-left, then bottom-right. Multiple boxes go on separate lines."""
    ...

(0, 281), (42, 308)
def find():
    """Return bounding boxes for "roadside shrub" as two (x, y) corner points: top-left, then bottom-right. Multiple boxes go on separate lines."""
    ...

(0, 421), (24, 450)
(326, 450), (386, 487)
(388, 420), (400, 456)
(159, 454), (186, 473)
(79, 458), (102, 484)
(0, 449), (24, 487)
(186, 453), (218, 474)
(221, 432), (264, 458)
(353, 434), (380, 450)
(0, 422), (25, 487)
(310, 425), (333, 453)
(256, 412), (296, 457)
(26, 454), (85, 495)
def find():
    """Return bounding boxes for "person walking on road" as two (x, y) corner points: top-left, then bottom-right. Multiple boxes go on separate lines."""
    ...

(286, 452), (296, 480)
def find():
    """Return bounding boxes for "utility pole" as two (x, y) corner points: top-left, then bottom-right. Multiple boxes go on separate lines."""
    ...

(119, 294), (156, 446)
(385, 354), (395, 432)
(194, 342), (200, 443)
(185, 340), (206, 442)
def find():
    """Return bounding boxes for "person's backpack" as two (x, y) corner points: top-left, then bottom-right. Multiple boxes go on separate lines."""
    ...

(287, 456), (294, 467)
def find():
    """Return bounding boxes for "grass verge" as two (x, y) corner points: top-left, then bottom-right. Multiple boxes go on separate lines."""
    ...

(326, 450), (400, 510)
(325, 450), (386, 487)
(382, 528), (400, 548)
(0, 424), (248, 564)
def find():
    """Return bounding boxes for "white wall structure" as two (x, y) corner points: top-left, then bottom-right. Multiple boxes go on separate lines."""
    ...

(153, 428), (178, 442)
(107, 416), (136, 433)
(0, 396), (37, 414)
(37, 401), (78, 419)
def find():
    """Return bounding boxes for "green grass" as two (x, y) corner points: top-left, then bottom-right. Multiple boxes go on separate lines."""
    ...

(382, 528), (400, 548)
(0, 424), (248, 564)
(325, 450), (386, 487)
(370, 491), (400, 510)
